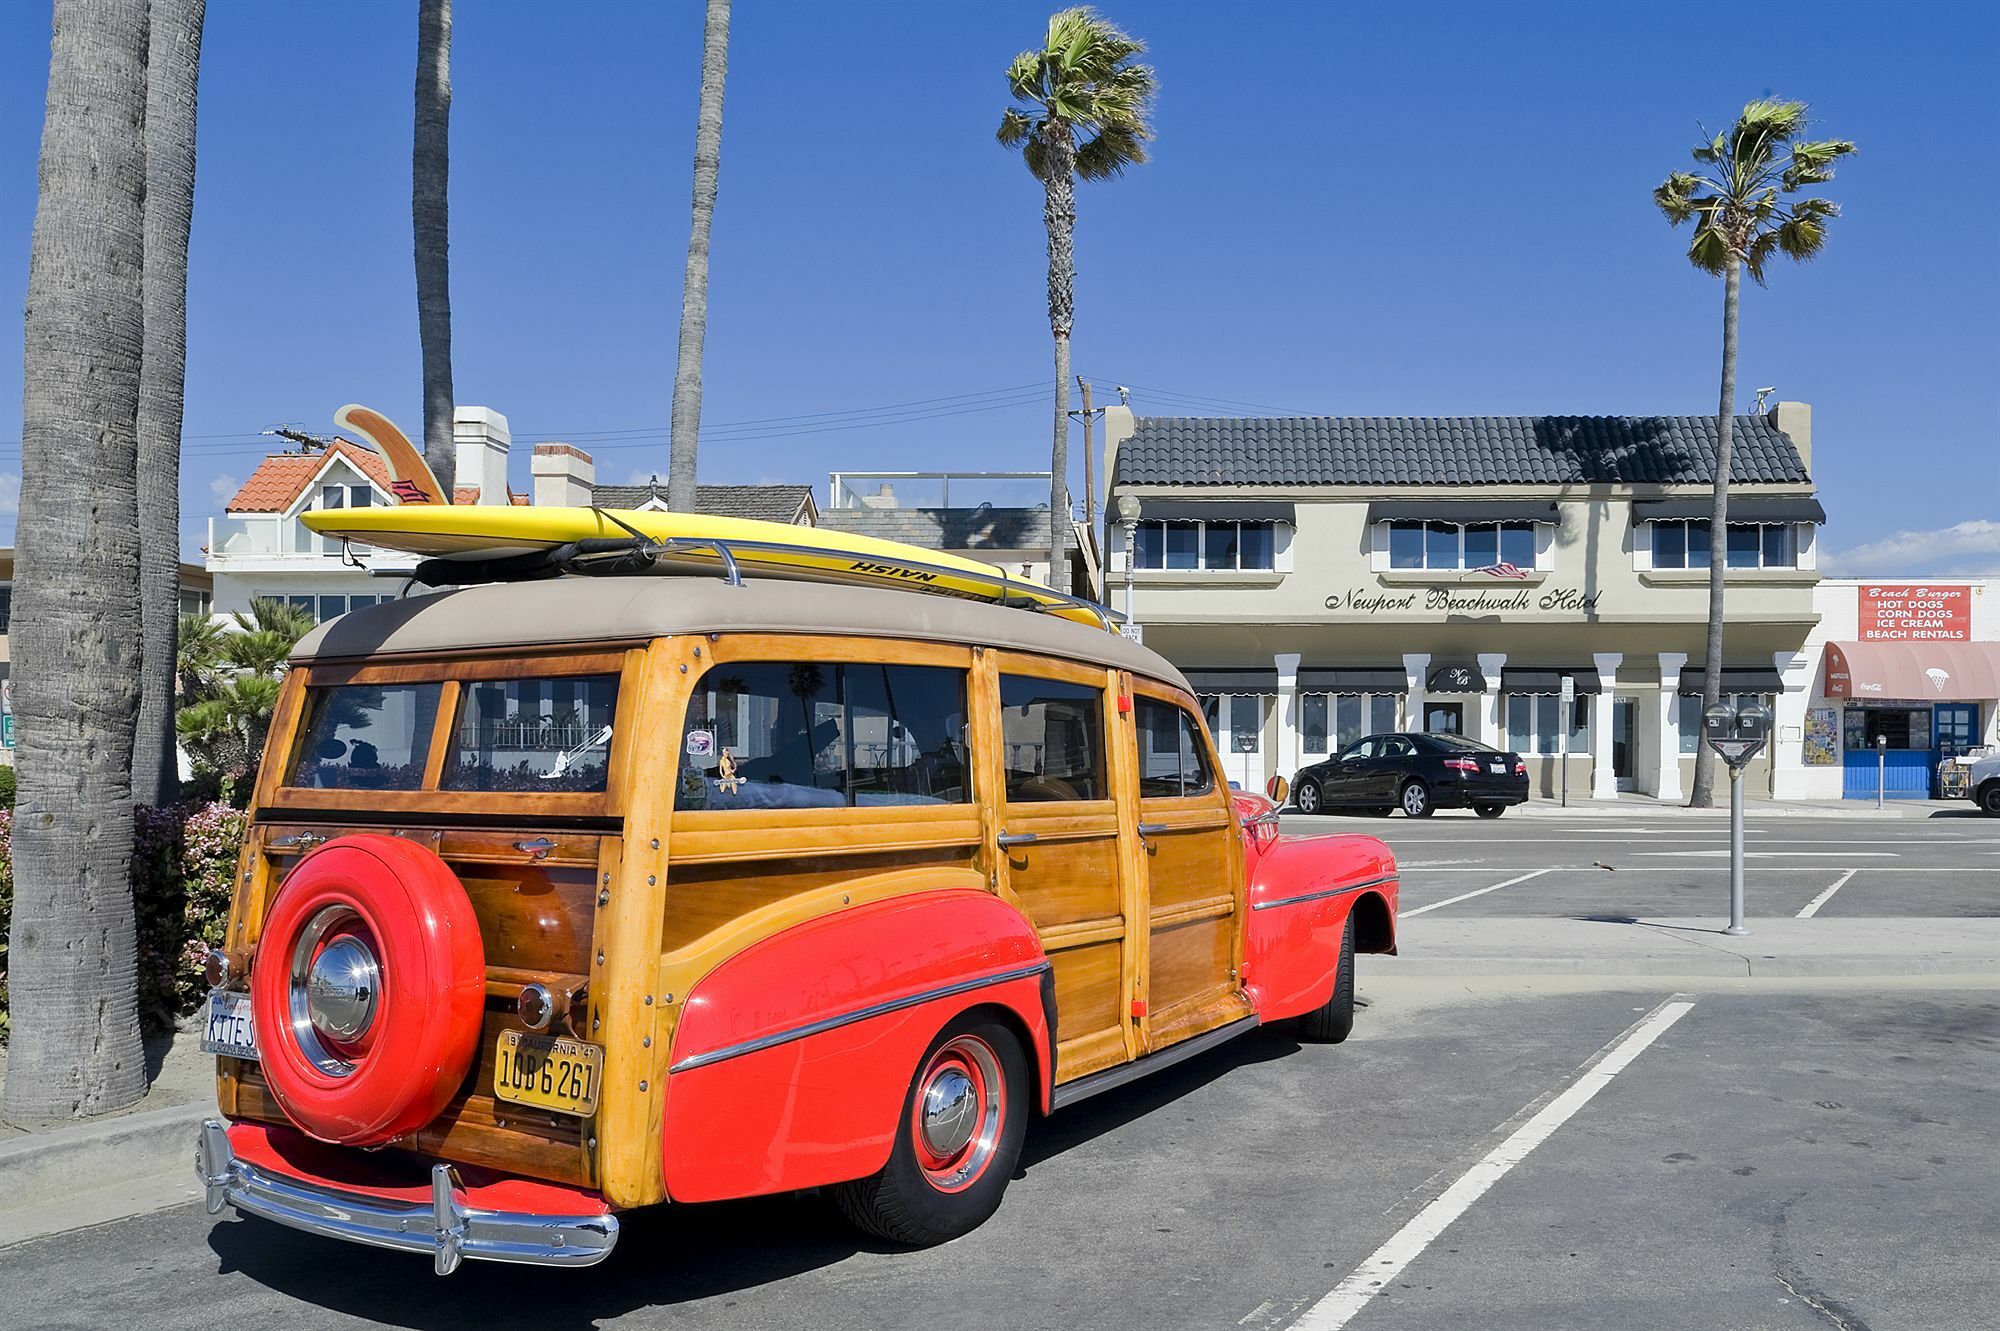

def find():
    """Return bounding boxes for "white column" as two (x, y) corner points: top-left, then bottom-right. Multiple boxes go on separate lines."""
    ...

(1656, 651), (1687, 802)
(1591, 652), (1623, 799)
(1273, 652), (1301, 788)
(1769, 649), (1809, 799)
(1402, 653), (1430, 731)
(1477, 652), (1507, 747)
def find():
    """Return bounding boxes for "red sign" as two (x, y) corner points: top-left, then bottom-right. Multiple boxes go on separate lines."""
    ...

(1857, 584), (1971, 642)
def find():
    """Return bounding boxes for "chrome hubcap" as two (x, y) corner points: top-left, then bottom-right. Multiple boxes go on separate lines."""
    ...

(289, 906), (380, 1077)
(920, 1068), (978, 1157)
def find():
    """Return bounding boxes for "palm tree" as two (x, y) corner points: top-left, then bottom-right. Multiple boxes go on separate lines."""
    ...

(6, 0), (152, 1119)
(134, 0), (207, 808)
(996, 7), (1155, 595)
(1656, 101), (1854, 807)
(666, 0), (732, 514)
(176, 600), (315, 800)
(414, 0), (456, 494)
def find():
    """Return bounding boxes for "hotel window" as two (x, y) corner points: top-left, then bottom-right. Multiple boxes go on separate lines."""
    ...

(1132, 521), (1278, 571)
(1387, 521), (1536, 571)
(1676, 693), (1770, 754)
(1651, 521), (1795, 569)
(1302, 693), (1400, 754)
(270, 593), (383, 625)
(1504, 694), (1591, 755)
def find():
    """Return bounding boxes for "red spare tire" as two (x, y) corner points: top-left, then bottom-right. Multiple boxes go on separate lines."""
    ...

(250, 834), (485, 1146)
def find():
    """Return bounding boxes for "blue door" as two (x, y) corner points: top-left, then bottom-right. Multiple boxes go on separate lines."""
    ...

(1933, 704), (1979, 796)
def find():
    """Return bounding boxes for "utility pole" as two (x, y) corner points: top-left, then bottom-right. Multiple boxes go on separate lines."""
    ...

(1077, 377), (1096, 538)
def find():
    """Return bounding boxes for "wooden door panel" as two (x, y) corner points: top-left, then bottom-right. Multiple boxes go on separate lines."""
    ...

(1047, 937), (1129, 1078)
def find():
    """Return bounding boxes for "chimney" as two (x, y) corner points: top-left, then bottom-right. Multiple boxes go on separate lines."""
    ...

(532, 443), (596, 507)
(1099, 403), (1136, 519)
(452, 406), (512, 504)
(1772, 400), (1812, 476)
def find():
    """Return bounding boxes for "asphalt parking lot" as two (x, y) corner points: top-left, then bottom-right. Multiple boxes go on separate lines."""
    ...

(2, 809), (1993, 1330)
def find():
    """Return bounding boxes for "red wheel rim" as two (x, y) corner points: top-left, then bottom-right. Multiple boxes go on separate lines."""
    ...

(909, 1034), (1005, 1193)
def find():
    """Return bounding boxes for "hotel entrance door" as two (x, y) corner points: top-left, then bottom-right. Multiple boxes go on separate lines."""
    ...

(1424, 702), (1464, 735)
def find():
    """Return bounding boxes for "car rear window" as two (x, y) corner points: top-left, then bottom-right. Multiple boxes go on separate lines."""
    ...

(288, 683), (443, 790)
(442, 674), (620, 792)
(1420, 733), (1498, 753)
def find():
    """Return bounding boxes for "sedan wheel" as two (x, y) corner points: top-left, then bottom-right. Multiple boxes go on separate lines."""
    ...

(1475, 803), (1505, 819)
(1401, 780), (1433, 818)
(1979, 783), (2000, 816)
(1295, 780), (1322, 814)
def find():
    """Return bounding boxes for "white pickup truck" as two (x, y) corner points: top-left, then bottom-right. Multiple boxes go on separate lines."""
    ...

(1948, 751), (2000, 815)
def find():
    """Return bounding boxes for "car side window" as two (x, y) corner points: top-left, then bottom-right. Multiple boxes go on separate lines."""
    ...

(1000, 674), (1104, 802)
(1339, 739), (1375, 762)
(1379, 736), (1413, 759)
(1135, 697), (1215, 799)
(677, 661), (971, 811)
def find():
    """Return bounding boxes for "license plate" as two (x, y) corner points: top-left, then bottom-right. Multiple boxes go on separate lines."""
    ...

(1490, 762), (1506, 773)
(494, 1032), (604, 1118)
(202, 989), (259, 1061)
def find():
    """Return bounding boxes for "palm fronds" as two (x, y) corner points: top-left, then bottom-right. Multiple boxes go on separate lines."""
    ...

(995, 6), (1157, 181)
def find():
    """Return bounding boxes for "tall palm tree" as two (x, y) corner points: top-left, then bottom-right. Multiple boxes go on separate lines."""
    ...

(134, 0), (206, 808)
(666, 0), (731, 514)
(996, 7), (1155, 595)
(414, 0), (456, 494)
(1656, 101), (1854, 807)
(6, 0), (152, 1119)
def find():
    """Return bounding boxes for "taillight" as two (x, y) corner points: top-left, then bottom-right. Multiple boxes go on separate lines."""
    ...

(1443, 757), (1479, 773)
(1514, 760), (1527, 776)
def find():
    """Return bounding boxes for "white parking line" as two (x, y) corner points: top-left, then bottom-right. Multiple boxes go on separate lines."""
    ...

(1401, 868), (1553, 916)
(1289, 996), (1697, 1331)
(1796, 869), (1859, 919)
(1632, 850), (1899, 858)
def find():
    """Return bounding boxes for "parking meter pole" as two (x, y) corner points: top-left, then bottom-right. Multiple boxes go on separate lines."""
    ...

(1876, 734), (1887, 809)
(1725, 764), (1748, 936)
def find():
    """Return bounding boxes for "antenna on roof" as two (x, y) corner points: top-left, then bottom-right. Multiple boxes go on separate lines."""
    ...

(262, 425), (332, 453)
(1752, 387), (1776, 414)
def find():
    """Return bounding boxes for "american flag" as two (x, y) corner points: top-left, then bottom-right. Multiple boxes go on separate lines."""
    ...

(1473, 562), (1530, 579)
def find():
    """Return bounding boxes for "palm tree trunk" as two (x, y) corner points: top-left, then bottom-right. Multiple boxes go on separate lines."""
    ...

(1041, 127), (1076, 595)
(666, 0), (731, 513)
(413, 0), (455, 495)
(5, 0), (152, 1119)
(134, 0), (206, 809)
(1689, 255), (1740, 809)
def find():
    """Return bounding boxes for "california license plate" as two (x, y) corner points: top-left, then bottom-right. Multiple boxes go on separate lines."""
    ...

(494, 1032), (603, 1118)
(202, 989), (259, 1061)
(1490, 762), (1506, 773)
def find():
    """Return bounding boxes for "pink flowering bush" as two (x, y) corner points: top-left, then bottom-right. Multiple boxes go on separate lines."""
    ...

(0, 809), (12, 1039)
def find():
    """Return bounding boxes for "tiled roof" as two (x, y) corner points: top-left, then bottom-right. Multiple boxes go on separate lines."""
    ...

(587, 482), (816, 525)
(1113, 415), (1812, 487)
(818, 506), (1052, 553)
(227, 439), (525, 511)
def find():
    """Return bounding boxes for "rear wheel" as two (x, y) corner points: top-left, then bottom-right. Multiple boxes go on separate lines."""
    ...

(1295, 779), (1323, 814)
(1980, 782), (2000, 816)
(1298, 915), (1356, 1043)
(1400, 780), (1434, 818)
(1475, 803), (1505, 819)
(834, 1018), (1028, 1246)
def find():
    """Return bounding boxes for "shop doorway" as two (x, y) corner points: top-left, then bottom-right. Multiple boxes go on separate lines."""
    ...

(1612, 697), (1637, 791)
(1934, 704), (1980, 797)
(1424, 702), (1464, 735)
(1200, 693), (1268, 792)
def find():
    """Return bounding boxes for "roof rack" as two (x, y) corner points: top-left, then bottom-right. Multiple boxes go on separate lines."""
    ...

(375, 518), (1125, 635)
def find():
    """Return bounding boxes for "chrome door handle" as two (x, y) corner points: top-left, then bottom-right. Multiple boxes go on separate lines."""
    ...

(1136, 822), (1169, 837)
(514, 837), (558, 861)
(996, 830), (1038, 850)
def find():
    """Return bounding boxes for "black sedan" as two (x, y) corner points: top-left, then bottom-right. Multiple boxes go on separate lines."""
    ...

(1290, 732), (1529, 818)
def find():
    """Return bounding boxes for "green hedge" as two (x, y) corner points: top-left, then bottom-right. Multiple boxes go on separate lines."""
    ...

(0, 802), (243, 1042)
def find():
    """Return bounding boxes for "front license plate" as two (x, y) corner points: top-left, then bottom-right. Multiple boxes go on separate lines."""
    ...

(494, 1032), (604, 1118)
(201, 989), (259, 1061)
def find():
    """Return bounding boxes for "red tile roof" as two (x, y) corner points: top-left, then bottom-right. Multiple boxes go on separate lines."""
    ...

(226, 439), (525, 511)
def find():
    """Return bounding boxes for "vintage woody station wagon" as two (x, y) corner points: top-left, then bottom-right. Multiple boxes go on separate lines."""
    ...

(195, 575), (1399, 1272)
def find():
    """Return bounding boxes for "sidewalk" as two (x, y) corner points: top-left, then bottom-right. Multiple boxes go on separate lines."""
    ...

(1372, 914), (2000, 979)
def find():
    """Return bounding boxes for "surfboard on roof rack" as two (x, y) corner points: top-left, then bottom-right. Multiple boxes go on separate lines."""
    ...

(304, 406), (1117, 630)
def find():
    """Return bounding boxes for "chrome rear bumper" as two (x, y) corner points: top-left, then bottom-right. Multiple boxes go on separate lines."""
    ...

(196, 1119), (618, 1274)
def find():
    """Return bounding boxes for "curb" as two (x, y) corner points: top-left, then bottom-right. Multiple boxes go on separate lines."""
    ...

(0, 1099), (210, 1223)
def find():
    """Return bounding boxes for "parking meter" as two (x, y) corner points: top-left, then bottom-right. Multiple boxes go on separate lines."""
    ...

(1736, 701), (1773, 743)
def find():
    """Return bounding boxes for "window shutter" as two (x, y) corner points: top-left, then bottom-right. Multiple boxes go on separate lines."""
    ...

(1275, 524), (1295, 573)
(1632, 520), (1653, 571)
(1369, 521), (1389, 572)
(1796, 523), (1816, 570)
(1533, 522), (1555, 571)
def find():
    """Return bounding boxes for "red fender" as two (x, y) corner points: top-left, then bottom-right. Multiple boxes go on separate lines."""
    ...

(661, 888), (1051, 1203)
(250, 835), (486, 1146)
(1242, 833), (1398, 1023)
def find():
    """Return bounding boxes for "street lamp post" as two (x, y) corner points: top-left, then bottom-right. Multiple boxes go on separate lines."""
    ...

(1115, 493), (1142, 632)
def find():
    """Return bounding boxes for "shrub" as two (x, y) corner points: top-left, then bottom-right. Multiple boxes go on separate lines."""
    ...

(0, 765), (15, 809)
(0, 810), (11, 1040)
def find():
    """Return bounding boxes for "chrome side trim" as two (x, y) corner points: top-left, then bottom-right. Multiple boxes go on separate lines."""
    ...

(195, 1120), (618, 1274)
(1050, 1014), (1260, 1111)
(1250, 874), (1399, 912)
(668, 961), (1052, 1075)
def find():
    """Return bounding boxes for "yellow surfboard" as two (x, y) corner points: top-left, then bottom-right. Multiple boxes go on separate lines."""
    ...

(302, 503), (1111, 627)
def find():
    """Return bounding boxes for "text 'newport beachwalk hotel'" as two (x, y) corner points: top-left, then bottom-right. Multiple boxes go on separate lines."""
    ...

(1099, 400), (1839, 802)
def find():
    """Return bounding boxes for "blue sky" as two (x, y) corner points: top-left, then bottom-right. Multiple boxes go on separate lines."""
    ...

(2, 0), (1996, 571)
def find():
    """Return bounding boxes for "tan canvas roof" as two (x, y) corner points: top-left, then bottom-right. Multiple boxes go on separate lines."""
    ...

(293, 575), (1190, 692)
